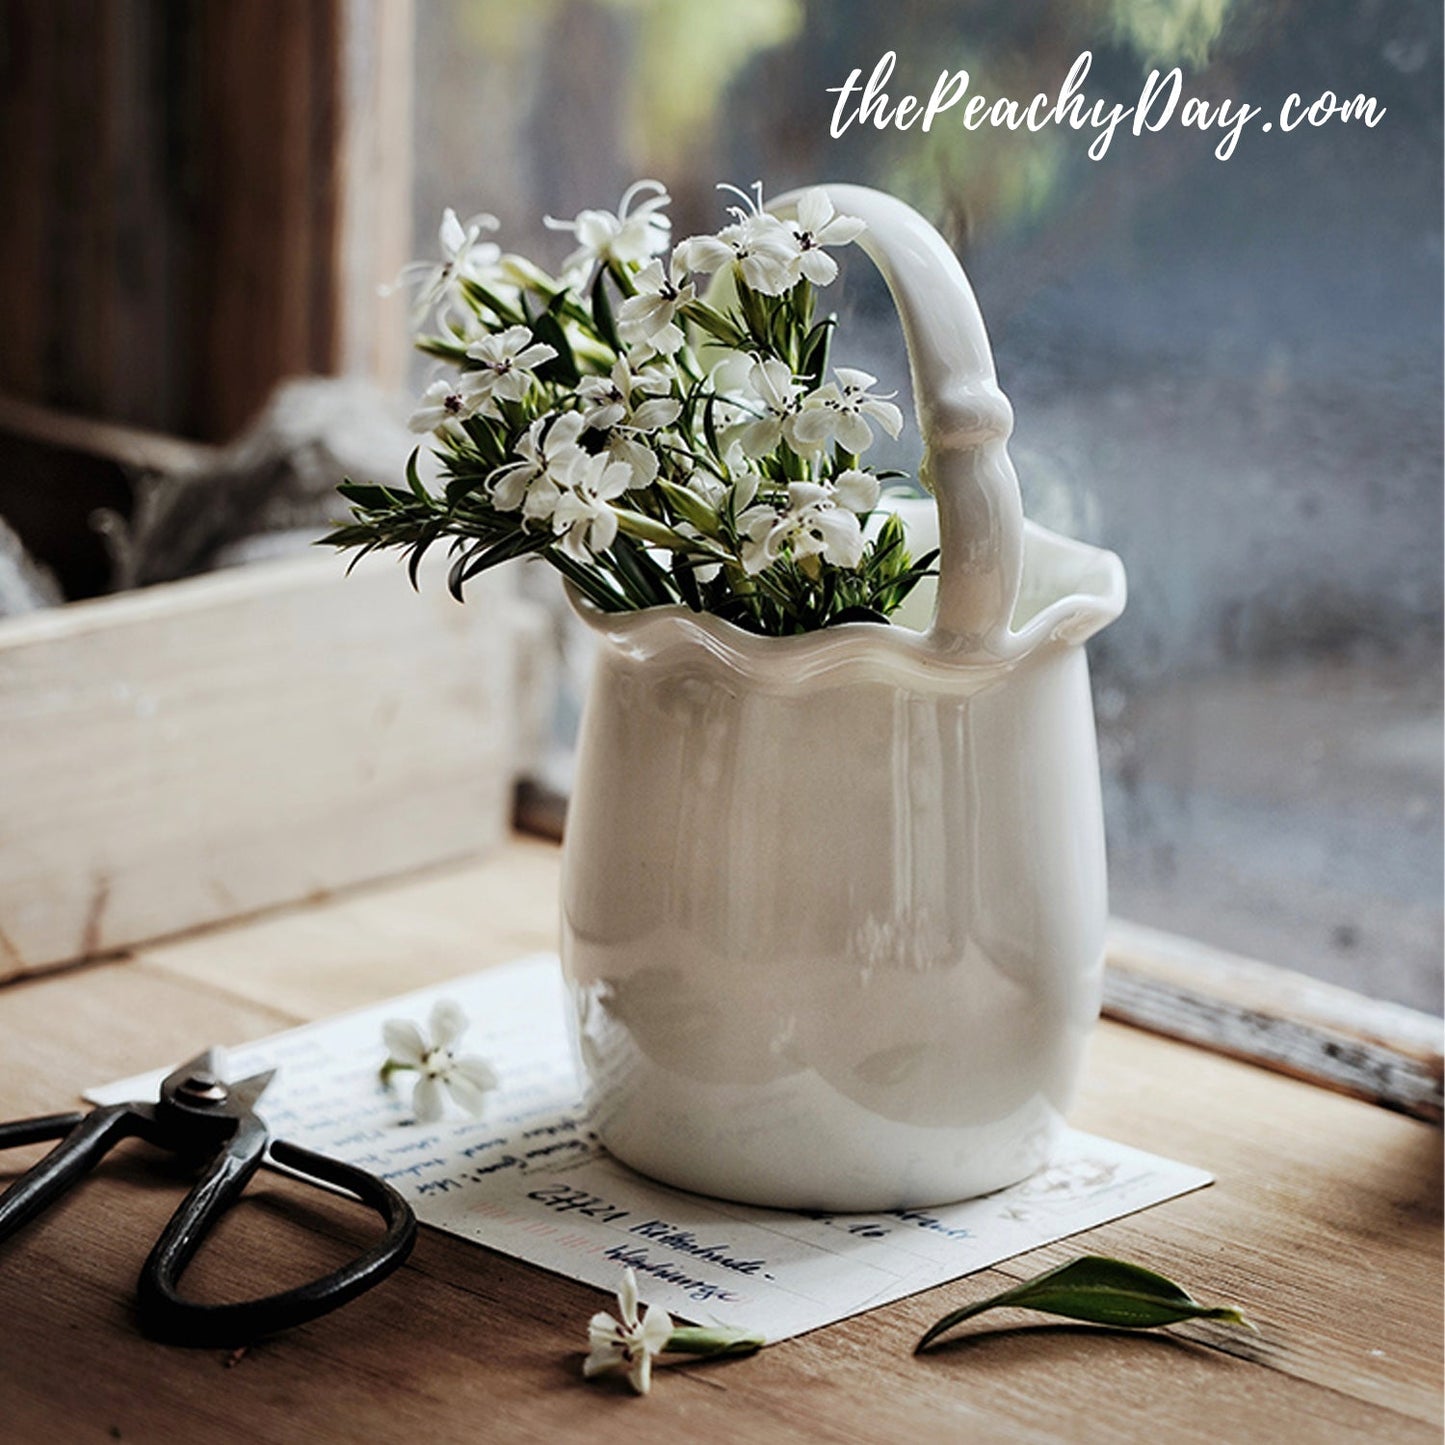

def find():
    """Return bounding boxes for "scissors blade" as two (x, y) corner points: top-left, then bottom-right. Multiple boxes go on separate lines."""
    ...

(226, 1069), (276, 1112)
(159, 1046), (227, 1097)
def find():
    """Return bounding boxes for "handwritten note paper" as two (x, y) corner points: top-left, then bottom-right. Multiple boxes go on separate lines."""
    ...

(91, 955), (1211, 1340)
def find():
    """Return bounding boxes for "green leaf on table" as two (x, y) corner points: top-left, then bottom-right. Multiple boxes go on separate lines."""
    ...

(915, 1256), (1255, 1353)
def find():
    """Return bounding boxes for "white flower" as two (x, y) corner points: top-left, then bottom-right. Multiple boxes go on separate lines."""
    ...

(782, 189), (866, 287)
(791, 368), (903, 455)
(735, 357), (810, 457)
(381, 1000), (498, 1124)
(737, 472), (879, 574)
(545, 180), (671, 274)
(675, 181), (798, 297)
(461, 326), (557, 407)
(675, 214), (796, 297)
(578, 358), (678, 432)
(832, 466), (882, 513)
(577, 358), (680, 486)
(550, 451), (634, 561)
(584, 1268), (674, 1396)
(408, 377), (486, 434)
(617, 254), (695, 354)
(394, 208), (502, 325)
(489, 411), (587, 521)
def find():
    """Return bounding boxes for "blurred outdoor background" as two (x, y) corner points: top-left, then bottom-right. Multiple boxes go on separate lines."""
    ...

(1, 0), (1440, 1010)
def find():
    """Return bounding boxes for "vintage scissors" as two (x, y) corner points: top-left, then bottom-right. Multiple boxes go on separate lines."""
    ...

(0, 1048), (417, 1347)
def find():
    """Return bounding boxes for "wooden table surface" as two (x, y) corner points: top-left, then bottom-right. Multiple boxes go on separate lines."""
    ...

(1, 839), (1439, 1444)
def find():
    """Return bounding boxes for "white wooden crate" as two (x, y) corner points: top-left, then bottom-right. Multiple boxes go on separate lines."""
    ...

(0, 551), (536, 979)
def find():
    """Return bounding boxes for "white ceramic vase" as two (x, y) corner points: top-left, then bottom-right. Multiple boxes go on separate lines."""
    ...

(560, 185), (1126, 1211)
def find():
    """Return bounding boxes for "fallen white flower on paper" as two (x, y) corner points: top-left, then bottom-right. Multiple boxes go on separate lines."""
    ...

(380, 999), (499, 1123)
(584, 1267), (675, 1396)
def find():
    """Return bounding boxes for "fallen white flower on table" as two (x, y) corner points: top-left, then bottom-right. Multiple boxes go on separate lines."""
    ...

(582, 1267), (767, 1397)
(584, 1267), (675, 1396)
(381, 999), (498, 1123)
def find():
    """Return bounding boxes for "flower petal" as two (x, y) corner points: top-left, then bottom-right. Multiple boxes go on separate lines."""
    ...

(412, 1074), (445, 1124)
(511, 342), (558, 372)
(865, 399), (904, 439)
(799, 249), (839, 286)
(444, 1070), (493, 1117)
(675, 234), (734, 274)
(640, 1304), (674, 1354)
(583, 1344), (626, 1379)
(429, 999), (468, 1049)
(836, 411), (875, 455)
(737, 417), (781, 459)
(438, 207), (466, 257)
(618, 1267), (641, 1328)
(818, 509), (865, 568)
(630, 398), (681, 432)
(795, 188), (833, 234)
(787, 408), (834, 447)
(628, 1349), (653, 1396)
(817, 214), (866, 246)
(382, 1019), (427, 1067)
(834, 469), (881, 513)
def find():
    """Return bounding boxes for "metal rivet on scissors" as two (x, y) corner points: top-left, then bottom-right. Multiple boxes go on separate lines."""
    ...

(0, 1048), (418, 1347)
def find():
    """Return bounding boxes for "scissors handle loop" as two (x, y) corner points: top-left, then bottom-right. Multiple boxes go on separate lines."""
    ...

(137, 1132), (418, 1347)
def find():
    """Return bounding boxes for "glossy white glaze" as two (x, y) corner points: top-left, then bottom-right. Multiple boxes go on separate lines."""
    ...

(560, 185), (1126, 1209)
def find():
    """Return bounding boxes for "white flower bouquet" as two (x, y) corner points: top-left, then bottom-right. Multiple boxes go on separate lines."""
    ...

(328, 181), (937, 635)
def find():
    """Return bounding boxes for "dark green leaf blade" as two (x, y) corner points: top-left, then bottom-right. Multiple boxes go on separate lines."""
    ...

(915, 1256), (1254, 1353)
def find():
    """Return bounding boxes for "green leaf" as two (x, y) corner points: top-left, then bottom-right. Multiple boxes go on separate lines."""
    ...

(798, 316), (836, 388)
(529, 311), (579, 387)
(459, 277), (525, 327)
(916, 1256), (1255, 1353)
(827, 604), (891, 627)
(336, 480), (401, 511)
(655, 477), (719, 534)
(590, 267), (622, 355)
(608, 531), (677, 607)
(407, 520), (445, 591)
(405, 448), (430, 503)
(680, 300), (747, 350)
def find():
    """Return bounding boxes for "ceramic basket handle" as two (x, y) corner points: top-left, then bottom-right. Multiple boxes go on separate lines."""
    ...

(773, 185), (1025, 652)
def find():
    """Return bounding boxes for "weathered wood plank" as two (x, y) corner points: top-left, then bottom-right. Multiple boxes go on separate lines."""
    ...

(1104, 917), (1444, 1122)
(0, 554), (518, 978)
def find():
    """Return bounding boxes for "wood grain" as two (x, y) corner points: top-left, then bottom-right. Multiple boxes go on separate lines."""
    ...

(0, 840), (1438, 1443)
(0, 554), (518, 978)
(1105, 917), (1444, 1122)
